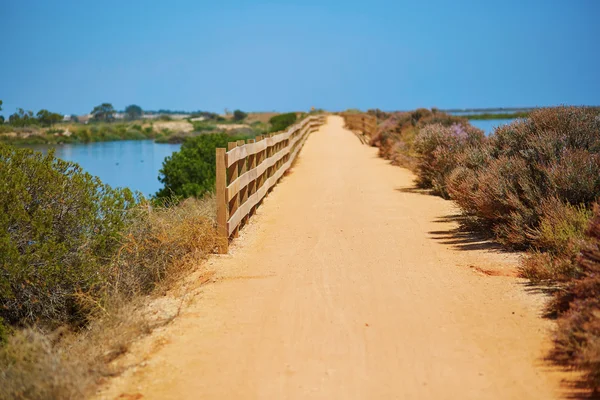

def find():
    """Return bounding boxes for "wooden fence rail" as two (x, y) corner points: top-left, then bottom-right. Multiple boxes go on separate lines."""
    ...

(215, 115), (326, 253)
(341, 113), (377, 144)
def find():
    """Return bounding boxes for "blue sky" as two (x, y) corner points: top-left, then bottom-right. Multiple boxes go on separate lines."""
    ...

(1, 0), (599, 116)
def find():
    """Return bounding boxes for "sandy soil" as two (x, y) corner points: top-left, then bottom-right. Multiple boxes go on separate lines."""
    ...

(215, 123), (250, 131)
(97, 116), (577, 399)
(246, 112), (280, 124)
(148, 121), (194, 133)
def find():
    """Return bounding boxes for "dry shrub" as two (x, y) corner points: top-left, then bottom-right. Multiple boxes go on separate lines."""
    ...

(530, 198), (592, 253)
(414, 123), (484, 198)
(366, 108), (390, 121)
(107, 195), (218, 302)
(518, 200), (592, 283)
(0, 302), (158, 400)
(0, 329), (88, 400)
(370, 111), (413, 167)
(520, 251), (580, 284)
(551, 204), (600, 389)
(370, 109), (470, 173)
(447, 106), (600, 248)
(0, 196), (218, 399)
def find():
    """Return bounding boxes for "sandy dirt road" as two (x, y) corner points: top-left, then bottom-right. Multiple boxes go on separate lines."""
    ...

(100, 116), (573, 399)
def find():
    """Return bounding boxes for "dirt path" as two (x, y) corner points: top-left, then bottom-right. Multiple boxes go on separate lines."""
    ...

(99, 116), (573, 399)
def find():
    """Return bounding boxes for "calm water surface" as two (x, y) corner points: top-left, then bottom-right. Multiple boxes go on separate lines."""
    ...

(25, 140), (181, 197)
(469, 118), (516, 135)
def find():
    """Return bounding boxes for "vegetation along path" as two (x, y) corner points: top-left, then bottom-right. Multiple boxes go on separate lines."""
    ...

(100, 116), (573, 399)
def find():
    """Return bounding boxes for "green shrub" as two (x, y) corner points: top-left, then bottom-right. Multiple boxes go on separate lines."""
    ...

(0, 317), (9, 345)
(233, 110), (248, 121)
(0, 195), (219, 399)
(519, 200), (591, 283)
(73, 127), (92, 142)
(531, 199), (593, 254)
(111, 196), (218, 296)
(191, 121), (217, 132)
(114, 124), (127, 136)
(269, 112), (297, 133)
(157, 133), (236, 199)
(551, 204), (600, 389)
(0, 144), (138, 327)
(155, 132), (192, 144)
(123, 129), (147, 140)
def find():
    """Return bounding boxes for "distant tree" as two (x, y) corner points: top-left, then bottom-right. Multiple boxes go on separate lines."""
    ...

(0, 100), (3, 111)
(0, 116), (4, 124)
(9, 109), (36, 127)
(269, 112), (297, 132)
(36, 109), (51, 125)
(91, 103), (116, 122)
(125, 104), (143, 120)
(70, 115), (79, 123)
(233, 109), (247, 121)
(8, 113), (19, 126)
(36, 109), (63, 126)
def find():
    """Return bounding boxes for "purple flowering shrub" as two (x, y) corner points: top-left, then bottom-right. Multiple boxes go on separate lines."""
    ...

(447, 106), (600, 248)
(414, 123), (485, 198)
(370, 109), (469, 171)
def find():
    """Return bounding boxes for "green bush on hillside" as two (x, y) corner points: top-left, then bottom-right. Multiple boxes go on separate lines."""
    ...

(0, 144), (138, 327)
(233, 110), (247, 121)
(269, 112), (297, 133)
(551, 204), (600, 388)
(157, 134), (240, 199)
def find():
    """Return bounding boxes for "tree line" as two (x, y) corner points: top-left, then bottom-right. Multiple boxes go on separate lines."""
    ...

(1, 99), (251, 126)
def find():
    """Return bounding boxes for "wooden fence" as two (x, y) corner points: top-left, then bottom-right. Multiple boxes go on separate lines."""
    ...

(215, 115), (326, 253)
(342, 113), (377, 144)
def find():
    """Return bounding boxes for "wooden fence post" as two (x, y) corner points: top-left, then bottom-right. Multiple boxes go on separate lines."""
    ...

(256, 136), (264, 192)
(228, 141), (240, 238)
(237, 140), (247, 230)
(247, 139), (256, 218)
(214, 116), (319, 245)
(215, 148), (228, 254)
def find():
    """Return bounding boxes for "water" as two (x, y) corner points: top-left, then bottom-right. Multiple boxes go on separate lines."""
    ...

(448, 110), (528, 116)
(469, 118), (516, 135)
(23, 140), (181, 197)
